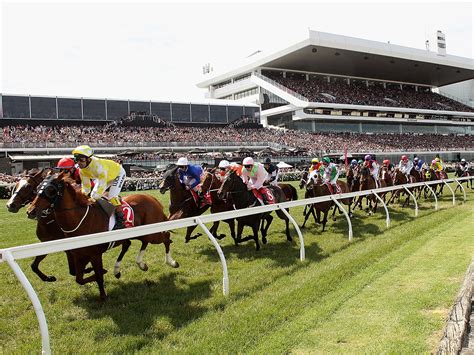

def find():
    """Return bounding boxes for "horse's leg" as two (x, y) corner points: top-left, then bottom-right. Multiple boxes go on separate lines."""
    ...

(301, 205), (312, 228)
(226, 219), (237, 245)
(113, 239), (132, 279)
(31, 255), (56, 282)
(90, 255), (107, 301)
(164, 238), (179, 268)
(331, 205), (338, 221)
(210, 221), (225, 240)
(321, 209), (328, 232)
(136, 241), (149, 272)
(252, 223), (260, 251)
(236, 220), (244, 243)
(185, 225), (202, 242)
(261, 214), (273, 244)
(275, 209), (292, 242)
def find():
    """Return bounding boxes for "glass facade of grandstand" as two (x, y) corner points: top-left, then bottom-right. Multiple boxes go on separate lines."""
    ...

(0, 95), (259, 124)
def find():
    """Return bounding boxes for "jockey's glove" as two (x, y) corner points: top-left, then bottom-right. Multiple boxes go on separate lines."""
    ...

(87, 197), (96, 204)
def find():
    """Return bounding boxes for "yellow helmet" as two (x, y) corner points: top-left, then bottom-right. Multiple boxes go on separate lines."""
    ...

(435, 157), (440, 162)
(311, 158), (319, 163)
(72, 145), (94, 157)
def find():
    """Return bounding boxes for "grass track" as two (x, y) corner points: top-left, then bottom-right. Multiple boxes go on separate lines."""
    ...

(0, 181), (473, 353)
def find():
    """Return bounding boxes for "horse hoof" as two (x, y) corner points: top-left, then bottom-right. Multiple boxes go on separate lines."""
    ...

(115, 272), (121, 279)
(46, 276), (57, 282)
(185, 238), (190, 243)
(262, 237), (267, 244)
(140, 264), (149, 272)
(172, 261), (180, 268)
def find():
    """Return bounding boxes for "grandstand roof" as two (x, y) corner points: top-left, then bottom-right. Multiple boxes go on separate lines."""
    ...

(197, 30), (474, 88)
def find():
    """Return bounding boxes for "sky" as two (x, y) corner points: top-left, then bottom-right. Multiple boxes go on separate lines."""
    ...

(1, 0), (472, 102)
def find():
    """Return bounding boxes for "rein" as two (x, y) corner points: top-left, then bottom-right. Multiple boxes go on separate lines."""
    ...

(59, 205), (90, 234)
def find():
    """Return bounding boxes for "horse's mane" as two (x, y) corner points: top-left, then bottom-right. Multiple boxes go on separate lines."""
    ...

(163, 166), (178, 178)
(60, 173), (90, 207)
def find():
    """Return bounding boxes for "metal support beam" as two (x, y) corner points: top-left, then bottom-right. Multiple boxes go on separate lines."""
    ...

(403, 186), (418, 217)
(330, 197), (353, 241)
(442, 181), (456, 206)
(3, 250), (51, 355)
(423, 182), (438, 210)
(195, 218), (229, 296)
(278, 205), (305, 261)
(371, 190), (390, 228)
(453, 179), (467, 202)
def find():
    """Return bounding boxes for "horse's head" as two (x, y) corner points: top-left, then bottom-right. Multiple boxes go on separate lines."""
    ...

(26, 173), (66, 220)
(299, 170), (309, 189)
(159, 167), (179, 194)
(217, 170), (242, 200)
(6, 169), (47, 213)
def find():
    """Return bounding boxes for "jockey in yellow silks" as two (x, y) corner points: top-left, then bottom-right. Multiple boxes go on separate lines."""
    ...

(72, 145), (127, 229)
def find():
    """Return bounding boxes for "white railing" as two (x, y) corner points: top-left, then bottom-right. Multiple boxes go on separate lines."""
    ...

(252, 72), (309, 102)
(0, 176), (472, 355)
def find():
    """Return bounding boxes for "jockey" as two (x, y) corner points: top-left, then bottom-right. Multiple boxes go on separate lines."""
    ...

(460, 158), (470, 173)
(398, 155), (413, 182)
(263, 157), (279, 186)
(320, 157), (340, 194)
(56, 157), (81, 184)
(72, 145), (127, 229)
(357, 159), (364, 166)
(308, 158), (322, 185)
(176, 157), (210, 207)
(430, 159), (444, 179)
(241, 157), (274, 205)
(363, 154), (380, 188)
(382, 159), (394, 172)
(350, 159), (358, 168)
(217, 159), (230, 180)
(413, 157), (424, 172)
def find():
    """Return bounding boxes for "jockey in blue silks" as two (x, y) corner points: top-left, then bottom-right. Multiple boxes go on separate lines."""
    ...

(176, 157), (210, 207)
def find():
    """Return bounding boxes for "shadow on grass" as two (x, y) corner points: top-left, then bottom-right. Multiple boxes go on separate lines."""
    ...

(72, 272), (212, 347)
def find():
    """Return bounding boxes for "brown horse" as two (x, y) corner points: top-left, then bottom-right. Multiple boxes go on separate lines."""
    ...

(200, 169), (236, 243)
(302, 174), (352, 230)
(277, 183), (298, 202)
(26, 172), (178, 300)
(6, 168), (78, 281)
(357, 166), (387, 215)
(217, 170), (291, 251)
(159, 166), (209, 242)
(388, 167), (421, 207)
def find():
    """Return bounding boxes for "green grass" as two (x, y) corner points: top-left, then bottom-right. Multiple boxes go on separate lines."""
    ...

(0, 180), (473, 353)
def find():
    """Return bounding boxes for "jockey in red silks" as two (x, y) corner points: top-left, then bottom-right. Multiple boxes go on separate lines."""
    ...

(217, 159), (230, 180)
(241, 157), (274, 205)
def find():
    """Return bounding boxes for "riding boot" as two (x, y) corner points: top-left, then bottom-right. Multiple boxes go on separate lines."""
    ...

(113, 206), (126, 230)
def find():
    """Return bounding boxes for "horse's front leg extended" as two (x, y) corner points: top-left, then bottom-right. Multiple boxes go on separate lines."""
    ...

(185, 225), (201, 242)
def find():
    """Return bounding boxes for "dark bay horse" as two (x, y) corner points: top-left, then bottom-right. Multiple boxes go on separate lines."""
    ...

(200, 169), (236, 243)
(26, 173), (178, 300)
(6, 168), (78, 281)
(159, 166), (209, 242)
(277, 183), (298, 202)
(217, 170), (291, 251)
(388, 168), (421, 207)
(455, 165), (473, 191)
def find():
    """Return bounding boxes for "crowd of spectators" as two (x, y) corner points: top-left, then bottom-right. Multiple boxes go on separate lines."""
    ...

(263, 71), (474, 112)
(1, 124), (472, 155)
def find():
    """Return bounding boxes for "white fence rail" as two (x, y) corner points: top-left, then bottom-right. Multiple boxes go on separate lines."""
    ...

(0, 176), (472, 354)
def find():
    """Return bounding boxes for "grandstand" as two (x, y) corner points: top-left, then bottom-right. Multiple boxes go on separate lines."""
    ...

(197, 30), (474, 135)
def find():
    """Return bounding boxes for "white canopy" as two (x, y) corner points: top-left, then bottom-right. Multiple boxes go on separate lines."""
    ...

(277, 161), (292, 168)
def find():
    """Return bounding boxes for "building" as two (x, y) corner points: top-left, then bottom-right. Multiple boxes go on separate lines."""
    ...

(197, 30), (474, 135)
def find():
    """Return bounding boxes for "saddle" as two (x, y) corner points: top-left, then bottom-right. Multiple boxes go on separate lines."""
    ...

(97, 198), (134, 229)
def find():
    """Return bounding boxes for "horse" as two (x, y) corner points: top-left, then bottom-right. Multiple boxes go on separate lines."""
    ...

(357, 166), (387, 215)
(26, 172), (178, 300)
(217, 170), (291, 251)
(6, 168), (79, 281)
(159, 166), (210, 242)
(299, 170), (318, 225)
(454, 165), (473, 191)
(200, 169), (236, 243)
(277, 183), (298, 202)
(302, 174), (353, 230)
(388, 167), (421, 207)
(379, 166), (393, 188)
(422, 167), (446, 197)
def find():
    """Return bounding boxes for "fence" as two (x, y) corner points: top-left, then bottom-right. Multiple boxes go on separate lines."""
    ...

(0, 176), (472, 354)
